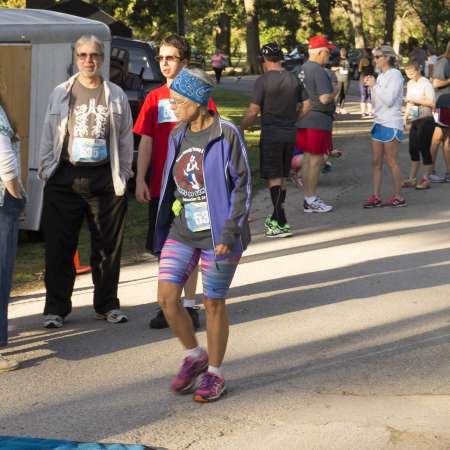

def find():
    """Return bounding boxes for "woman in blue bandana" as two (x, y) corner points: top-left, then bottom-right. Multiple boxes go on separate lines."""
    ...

(153, 68), (252, 402)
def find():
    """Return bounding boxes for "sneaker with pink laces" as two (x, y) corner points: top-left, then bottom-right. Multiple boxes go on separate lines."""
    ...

(363, 195), (382, 209)
(170, 349), (208, 394)
(194, 371), (227, 403)
(384, 196), (407, 207)
(401, 178), (416, 188)
(415, 177), (430, 190)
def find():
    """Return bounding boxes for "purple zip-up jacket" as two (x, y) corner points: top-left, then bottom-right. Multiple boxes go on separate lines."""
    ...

(154, 114), (252, 258)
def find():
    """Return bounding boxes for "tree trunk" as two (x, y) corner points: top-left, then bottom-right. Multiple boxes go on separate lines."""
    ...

(318, 0), (335, 40)
(243, 0), (261, 74)
(350, 0), (366, 48)
(384, 0), (396, 44)
(393, 13), (403, 54)
(215, 13), (231, 55)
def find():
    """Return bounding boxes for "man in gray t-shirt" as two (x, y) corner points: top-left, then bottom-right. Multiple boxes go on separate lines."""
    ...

(430, 42), (450, 181)
(62, 79), (110, 165)
(241, 43), (310, 238)
(296, 35), (338, 213)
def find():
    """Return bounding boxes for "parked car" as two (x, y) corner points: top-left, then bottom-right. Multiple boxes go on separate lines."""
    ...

(190, 47), (206, 69)
(110, 37), (164, 178)
(284, 44), (308, 71)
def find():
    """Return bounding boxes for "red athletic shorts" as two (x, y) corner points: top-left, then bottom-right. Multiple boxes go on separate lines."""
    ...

(296, 128), (332, 155)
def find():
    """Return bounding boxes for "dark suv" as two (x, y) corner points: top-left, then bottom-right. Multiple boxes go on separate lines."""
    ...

(110, 37), (164, 173)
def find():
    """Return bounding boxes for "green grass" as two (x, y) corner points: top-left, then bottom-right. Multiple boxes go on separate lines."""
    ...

(213, 87), (262, 187)
(13, 87), (262, 292)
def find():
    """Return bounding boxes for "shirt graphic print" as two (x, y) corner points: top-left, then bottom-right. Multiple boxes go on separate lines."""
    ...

(73, 98), (108, 138)
(173, 147), (206, 203)
(63, 80), (110, 166)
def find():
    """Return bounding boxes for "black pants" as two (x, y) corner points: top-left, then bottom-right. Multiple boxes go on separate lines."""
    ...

(145, 197), (159, 253)
(42, 162), (128, 317)
(409, 116), (435, 165)
(336, 78), (349, 108)
(213, 67), (223, 84)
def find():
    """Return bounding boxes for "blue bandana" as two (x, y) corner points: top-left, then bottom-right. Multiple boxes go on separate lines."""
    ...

(170, 69), (213, 106)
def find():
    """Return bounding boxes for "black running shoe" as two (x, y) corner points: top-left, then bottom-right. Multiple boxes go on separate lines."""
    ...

(149, 307), (200, 330)
(186, 306), (200, 330)
(149, 308), (168, 329)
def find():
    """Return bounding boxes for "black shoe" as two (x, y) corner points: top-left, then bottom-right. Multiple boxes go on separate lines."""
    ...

(149, 308), (168, 329)
(149, 307), (200, 330)
(186, 306), (200, 330)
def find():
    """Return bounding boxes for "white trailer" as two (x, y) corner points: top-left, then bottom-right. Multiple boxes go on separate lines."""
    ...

(0, 9), (111, 232)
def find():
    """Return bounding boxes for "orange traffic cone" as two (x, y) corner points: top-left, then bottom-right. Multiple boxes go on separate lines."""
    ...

(74, 250), (91, 275)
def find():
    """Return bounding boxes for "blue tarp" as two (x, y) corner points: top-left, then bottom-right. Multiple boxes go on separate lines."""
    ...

(0, 436), (152, 450)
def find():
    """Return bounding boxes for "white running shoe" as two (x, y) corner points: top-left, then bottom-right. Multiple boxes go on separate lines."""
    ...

(303, 197), (334, 213)
(429, 172), (445, 183)
(43, 314), (64, 329)
(96, 309), (128, 324)
(0, 354), (19, 373)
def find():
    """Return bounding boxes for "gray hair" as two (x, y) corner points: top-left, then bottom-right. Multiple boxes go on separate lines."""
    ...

(309, 47), (327, 56)
(373, 45), (398, 67)
(75, 35), (105, 57)
(185, 67), (216, 87)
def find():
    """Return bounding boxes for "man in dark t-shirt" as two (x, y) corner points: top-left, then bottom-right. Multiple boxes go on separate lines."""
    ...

(241, 43), (310, 238)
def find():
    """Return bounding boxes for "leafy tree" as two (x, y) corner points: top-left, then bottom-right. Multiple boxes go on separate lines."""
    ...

(408, 0), (450, 50)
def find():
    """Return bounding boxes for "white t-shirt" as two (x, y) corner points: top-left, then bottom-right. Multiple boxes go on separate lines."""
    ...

(425, 54), (438, 78)
(406, 76), (435, 120)
(372, 68), (404, 130)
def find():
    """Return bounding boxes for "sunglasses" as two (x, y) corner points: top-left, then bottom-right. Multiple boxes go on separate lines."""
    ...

(155, 55), (181, 62)
(169, 98), (189, 106)
(77, 52), (102, 60)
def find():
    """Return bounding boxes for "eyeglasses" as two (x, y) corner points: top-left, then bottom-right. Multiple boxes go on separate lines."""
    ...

(169, 98), (189, 106)
(374, 54), (385, 59)
(155, 55), (181, 63)
(77, 52), (102, 60)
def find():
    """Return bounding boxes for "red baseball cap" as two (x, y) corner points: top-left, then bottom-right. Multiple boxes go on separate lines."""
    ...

(308, 35), (336, 50)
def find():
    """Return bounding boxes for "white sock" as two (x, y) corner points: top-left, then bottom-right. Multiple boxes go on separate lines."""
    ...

(208, 365), (223, 378)
(305, 196), (316, 204)
(185, 346), (203, 360)
(183, 298), (196, 308)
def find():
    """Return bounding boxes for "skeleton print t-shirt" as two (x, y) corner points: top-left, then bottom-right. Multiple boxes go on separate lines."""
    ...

(168, 124), (213, 249)
(62, 79), (110, 166)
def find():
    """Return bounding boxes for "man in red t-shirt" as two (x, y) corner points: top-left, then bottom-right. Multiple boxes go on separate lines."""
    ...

(133, 34), (216, 330)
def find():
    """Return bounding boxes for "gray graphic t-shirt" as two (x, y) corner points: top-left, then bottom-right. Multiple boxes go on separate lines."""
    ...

(168, 124), (213, 249)
(433, 57), (450, 101)
(296, 60), (335, 131)
(62, 79), (110, 165)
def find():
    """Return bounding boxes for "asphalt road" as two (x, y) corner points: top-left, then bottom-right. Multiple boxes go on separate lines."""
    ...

(2, 83), (450, 450)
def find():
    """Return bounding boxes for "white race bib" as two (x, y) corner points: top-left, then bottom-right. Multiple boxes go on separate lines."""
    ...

(157, 99), (178, 124)
(71, 138), (108, 164)
(185, 202), (211, 232)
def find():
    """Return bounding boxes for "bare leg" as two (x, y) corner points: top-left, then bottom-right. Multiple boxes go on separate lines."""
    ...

(422, 164), (433, 178)
(302, 152), (324, 197)
(203, 298), (228, 367)
(183, 265), (198, 299)
(158, 281), (197, 349)
(430, 126), (443, 171)
(442, 129), (450, 173)
(360, 102), (366, 115)
(409, 161), (420, 179)
(384, 140), (402, 197)
(371, 140), (384, 197)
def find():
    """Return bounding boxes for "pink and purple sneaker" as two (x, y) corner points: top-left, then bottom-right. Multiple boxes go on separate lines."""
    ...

(170, 350), (208, 394)
(194, 371), (227, 403)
